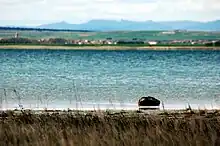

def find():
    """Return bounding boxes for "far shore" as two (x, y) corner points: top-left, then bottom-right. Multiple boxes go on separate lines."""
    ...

(1, 45), (220, 50)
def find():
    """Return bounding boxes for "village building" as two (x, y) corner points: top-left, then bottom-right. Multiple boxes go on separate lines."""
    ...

(148, 41), (158, 45)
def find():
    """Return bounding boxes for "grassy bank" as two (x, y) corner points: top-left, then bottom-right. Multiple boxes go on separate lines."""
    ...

(1, 110), (220, 146)
(0, 44), (220, 50)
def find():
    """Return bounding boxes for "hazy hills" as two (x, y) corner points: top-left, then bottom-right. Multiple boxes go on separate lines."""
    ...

(37, 19), (220, 31)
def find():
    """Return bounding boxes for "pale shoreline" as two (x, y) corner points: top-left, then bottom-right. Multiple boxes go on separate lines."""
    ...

(1, 108), (220, 117)
(1, 45), (220, 50)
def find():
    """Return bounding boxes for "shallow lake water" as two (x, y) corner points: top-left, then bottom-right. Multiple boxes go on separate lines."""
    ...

(1, 49), (220, 110)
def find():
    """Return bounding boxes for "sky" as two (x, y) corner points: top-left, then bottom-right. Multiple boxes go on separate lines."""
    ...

(0, 0), (220, 26)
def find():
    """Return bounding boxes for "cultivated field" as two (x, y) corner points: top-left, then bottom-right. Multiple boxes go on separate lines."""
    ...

(1, 30), (220, 40)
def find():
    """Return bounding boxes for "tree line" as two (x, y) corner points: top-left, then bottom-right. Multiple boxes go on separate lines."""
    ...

(0, 37), (220, 46)
(0, 27), (93, 32)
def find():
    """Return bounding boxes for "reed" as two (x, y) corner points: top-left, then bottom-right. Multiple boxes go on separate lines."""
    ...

(1, 110), (220, 146)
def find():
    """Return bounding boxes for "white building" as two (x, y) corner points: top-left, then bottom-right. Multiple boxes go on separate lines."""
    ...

(148, 41), (158, 45)
(15, 32), (19, 38)
(161, 31), (176, 35)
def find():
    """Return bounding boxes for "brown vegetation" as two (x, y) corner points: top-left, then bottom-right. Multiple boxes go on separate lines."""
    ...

(1, 110), (220, 146)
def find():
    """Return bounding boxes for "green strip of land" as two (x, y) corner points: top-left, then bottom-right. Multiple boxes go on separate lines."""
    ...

(1, 44), (220, 50)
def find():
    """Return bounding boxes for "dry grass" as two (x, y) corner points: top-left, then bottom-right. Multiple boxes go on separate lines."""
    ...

(1, 110), (220, 146)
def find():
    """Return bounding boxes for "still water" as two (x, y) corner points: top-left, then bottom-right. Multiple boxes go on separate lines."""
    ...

(0, 49), (220, 110)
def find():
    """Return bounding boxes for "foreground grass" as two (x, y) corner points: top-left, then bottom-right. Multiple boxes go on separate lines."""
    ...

(1, 110), (220, 146)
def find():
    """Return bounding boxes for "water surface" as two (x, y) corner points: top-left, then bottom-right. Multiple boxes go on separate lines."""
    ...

(0, 49), (220, 110)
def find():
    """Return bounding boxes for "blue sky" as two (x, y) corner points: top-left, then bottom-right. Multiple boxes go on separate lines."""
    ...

(0, 0), (219, 26)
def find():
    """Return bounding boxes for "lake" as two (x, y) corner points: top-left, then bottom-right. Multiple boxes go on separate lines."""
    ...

(1, 49), (220, 110)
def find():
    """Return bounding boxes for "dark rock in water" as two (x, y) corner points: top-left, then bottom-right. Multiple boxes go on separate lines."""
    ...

(138, 96), (160, 107)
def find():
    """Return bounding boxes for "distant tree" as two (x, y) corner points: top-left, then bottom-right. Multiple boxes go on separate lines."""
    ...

(48, 38), (67, 44)
(0, 38), (38, 44)
(215, 41), (220, 46)
(117, 40), (144, 44)
(205, 41), (220, 46)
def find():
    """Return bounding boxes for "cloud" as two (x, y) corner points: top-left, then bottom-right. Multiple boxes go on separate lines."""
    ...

(0, 0), (219, 26)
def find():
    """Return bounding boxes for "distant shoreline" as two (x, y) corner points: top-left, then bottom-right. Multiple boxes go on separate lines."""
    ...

(1, 45), (220, 50)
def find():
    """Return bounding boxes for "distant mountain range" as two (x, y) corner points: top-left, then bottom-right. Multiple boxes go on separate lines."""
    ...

(37, 19), (220, 31)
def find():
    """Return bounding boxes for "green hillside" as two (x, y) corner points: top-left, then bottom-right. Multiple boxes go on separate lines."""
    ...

(0, 30), (220, 40)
